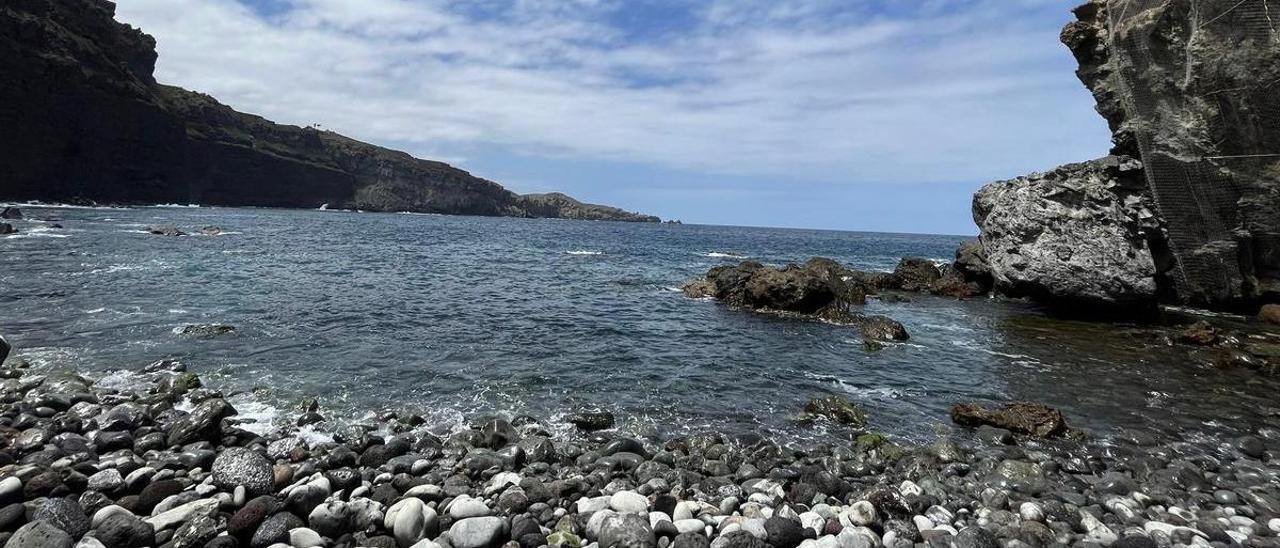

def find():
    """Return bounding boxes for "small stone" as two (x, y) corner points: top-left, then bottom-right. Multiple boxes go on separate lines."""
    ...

(568, 412), (615, 431)
(448, 516), (509, 548)
(7, 520), (74, 548)
(1237, 436), (1266, 459)
(764, 516), (804, 548)
(212, 448), (275, 497)
(30, 498), (91, 538)
(448, 496), (491, 519)
(251, 512), (303, 548)
(1019, 502), (1044, 522)
(1258, 304), (1280, 325)
(95, 513), (154, 548)
(289, 527), (324, 548)
(599, 513), (656, 548)
(952, 526), (999, 548)
(610, 491), (650, 514)
(87, 470), (124, 493)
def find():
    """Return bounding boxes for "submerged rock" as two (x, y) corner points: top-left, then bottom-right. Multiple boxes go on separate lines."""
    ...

(0, 222), (16, 235)
(199, 226), (222, 236)
(802, 396), (867, 427)
(951, 402), (1068, 438)
(1259, 305), (1280, 326)
(568, 412), (615, 432)
(1177, 321), (1219, 346)
(857, 316), (909, 342)
(148, 226), (186, 237)
(177, 324), (236, 337)
(1, 206), (22, 219)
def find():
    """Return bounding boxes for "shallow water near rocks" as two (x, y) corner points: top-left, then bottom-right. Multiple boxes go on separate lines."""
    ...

(2, 205), (1277, 450)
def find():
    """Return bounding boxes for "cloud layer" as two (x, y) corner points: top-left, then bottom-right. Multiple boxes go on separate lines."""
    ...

(114, 0), (1109, 191)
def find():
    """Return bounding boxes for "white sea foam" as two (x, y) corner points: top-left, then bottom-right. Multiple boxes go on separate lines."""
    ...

(0, 201), (130, 210)
(6, 226), (70, 239)
(566, 250), (604, 256)
(705, 252), (749, 259)
(149, 203), (201, 209)
(227, 396), (284, 436)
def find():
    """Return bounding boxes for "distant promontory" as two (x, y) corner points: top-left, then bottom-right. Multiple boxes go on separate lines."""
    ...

(0, 0), (659, 223)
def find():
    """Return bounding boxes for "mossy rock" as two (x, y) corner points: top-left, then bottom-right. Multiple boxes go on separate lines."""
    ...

(802, 396), (867, 427)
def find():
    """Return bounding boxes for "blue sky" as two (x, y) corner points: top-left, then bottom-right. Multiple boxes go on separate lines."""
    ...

(114, 0), (1110, 235)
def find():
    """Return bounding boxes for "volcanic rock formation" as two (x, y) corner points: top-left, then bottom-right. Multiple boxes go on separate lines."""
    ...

(974, 0), (1280, 312)
(0, 0), (658, 222)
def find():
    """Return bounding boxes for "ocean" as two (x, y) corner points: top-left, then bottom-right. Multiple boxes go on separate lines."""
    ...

(2, 204), (1276, 448)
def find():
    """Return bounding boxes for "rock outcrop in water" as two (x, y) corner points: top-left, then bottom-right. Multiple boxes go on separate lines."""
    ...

(683, 259), (912, 342)
(0, 0), (657, 223)
(974, 0), (1280, 313)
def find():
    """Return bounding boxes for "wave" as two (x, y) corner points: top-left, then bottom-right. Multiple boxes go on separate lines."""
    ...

(6, 230), (71, 239)
(705, 252), (748, 259)
(0, 201), (130, 210)
(565, 251), (604, 256)
(148, 203), (201, 209)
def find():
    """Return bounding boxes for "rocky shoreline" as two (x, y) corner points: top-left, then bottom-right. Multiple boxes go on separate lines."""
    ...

(2, 339), (1278, 548)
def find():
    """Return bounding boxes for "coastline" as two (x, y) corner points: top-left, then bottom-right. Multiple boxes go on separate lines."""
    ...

(1, 349), (1277, 548)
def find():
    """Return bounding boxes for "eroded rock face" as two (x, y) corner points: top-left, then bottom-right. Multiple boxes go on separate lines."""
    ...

(973, 156), (1165, 310)
(1060, 0), (1280, 309)
(0, 0), (655, 222)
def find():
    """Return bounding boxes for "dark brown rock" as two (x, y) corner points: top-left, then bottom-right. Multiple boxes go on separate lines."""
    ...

(1177, 321), (1219, 346)
(951, 402), (1068, 438)
(892, 258), (942, 292)
(1259, 304), (1280, 326)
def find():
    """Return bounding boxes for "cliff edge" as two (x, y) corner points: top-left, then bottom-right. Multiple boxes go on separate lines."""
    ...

(0, 0), (658, 223)
(973, 0), (1279, 312)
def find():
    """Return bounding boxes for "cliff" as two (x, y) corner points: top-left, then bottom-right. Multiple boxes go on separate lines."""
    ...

(0, 0), (658, 223)
(974, 0), (1279, 312)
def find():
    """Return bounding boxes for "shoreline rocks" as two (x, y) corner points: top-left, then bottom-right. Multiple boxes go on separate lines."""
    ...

(3, 337), (1277, 548)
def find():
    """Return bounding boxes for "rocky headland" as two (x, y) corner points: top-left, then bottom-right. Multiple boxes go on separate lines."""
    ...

(0, 0), (656, 223)
(971, 0), (1280, 314)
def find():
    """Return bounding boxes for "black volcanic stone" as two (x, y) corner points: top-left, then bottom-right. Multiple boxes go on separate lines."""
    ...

(250, 512), (303, 548)
(95, 513), (154, 548)
(765, 516), (804, 548)
(28, 497), (89, 538)
(136, 480), (184, 514)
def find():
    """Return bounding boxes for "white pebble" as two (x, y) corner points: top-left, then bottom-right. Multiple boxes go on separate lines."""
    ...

(1019, 502), (1044, 522)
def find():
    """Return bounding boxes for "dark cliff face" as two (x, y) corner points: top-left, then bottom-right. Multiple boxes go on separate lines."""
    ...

(1061, 0), (1280, 309)
(0, 0), (657, 222)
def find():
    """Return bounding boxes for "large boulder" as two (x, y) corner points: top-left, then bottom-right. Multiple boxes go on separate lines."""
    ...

(951, 402), (1068, 438)
(892, 258), (941, 293)
(973, 156), (1164, 311)
(684, 258), (870, 319)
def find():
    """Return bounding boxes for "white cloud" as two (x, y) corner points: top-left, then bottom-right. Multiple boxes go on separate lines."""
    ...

(113, 0), (1108, 185)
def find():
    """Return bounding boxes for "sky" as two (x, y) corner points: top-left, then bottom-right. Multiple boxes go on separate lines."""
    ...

(113, 0), (1111, 235)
